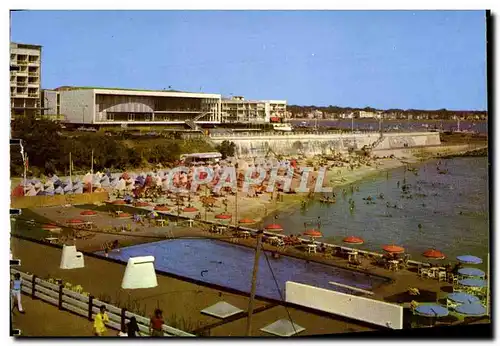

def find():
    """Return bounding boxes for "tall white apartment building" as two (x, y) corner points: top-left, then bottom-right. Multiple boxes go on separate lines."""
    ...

(10, 42), (42, 118)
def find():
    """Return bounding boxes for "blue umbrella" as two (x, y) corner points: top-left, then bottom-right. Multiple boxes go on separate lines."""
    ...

(459, 278), (487, 288)
(455, 303), (486, 316)
(458, 267), (485, 278)
(415, 304), (449, 317)
(447, 293), (480, 304)
(457, 255), (482, 264)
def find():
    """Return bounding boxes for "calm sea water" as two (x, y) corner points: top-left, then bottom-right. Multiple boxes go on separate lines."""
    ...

(266, 157), (489, 269)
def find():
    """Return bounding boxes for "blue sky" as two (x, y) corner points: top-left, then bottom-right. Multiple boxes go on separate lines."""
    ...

(11, 10), (487, 110)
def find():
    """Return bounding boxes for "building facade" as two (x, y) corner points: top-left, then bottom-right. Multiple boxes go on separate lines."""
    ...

(43, 87), (222, 126)
(221, 96), (287, 123)
(10, 42), (42, 118)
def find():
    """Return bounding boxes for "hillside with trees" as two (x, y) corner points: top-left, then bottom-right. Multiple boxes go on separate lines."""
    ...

(10, 116), (214, 178)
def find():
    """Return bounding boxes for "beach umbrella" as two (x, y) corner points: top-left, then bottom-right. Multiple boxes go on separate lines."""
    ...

(383, 245), (405, 254)
(80, 210), (97, 216)
(422, 249), (446, 260)
(447, 293), (480, 305)
(265, 224), (284, 232)
(215, 213), (232, 220)
(304, 229), (322, 238)
(454, 303), (487, 316)
(458, 267), (485, 278)
(343, 236), (364, 245)
(458, 278), (487, 288)
(457, 255), (482, 265)
(183, 206), (198, 213)
(42, 224), (62, 232)
(239, 218), (256, 224)
(116, 212), (132, 219)
(154, 205), (170, 211)
(11, 185), (24, 197)
(134, 201), (150, 207)
(67, 219), (84, 225)
(414, 304), (449, 318)
(112, 200), (127, 205)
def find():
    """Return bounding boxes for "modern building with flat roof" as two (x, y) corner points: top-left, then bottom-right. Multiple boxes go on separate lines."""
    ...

(10, 42), (42, 118)
(43, 86), (222, 127)
(221, 96), (287, 123)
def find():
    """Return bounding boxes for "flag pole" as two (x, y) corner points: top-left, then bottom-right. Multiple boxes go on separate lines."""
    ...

(90, 149), (94, 193)
(69, 152), (72, 186)
(23, 154), (27, 196)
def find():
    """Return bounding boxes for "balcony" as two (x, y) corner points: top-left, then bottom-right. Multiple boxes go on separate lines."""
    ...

(17, 60), (28, 65)
(17, 82), (28, 87)
(28, 72), (39, 77)
(28, 60), (40, 66)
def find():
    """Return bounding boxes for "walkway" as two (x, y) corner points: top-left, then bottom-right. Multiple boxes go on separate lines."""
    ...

(11, 296), (116, 337)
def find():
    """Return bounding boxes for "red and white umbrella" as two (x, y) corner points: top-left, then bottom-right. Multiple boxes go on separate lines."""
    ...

(80, 210), (97, 216)
(42, 224), (62, 232)
(304, 229), (323, 238)
(134, 202), (150, 207)
(343, 236), (364, 245)
(265, 224), (283, 232)
(215, 213), (232, 220)
(112, 200), (127, 205)
(383, 245), (405, 254)
(422, 249), (445, 260)
(67, 219), (84, 225)
(116, 212), (132, 219)
(154, 205), (170, 211)
(183, 206), (198, 213)
(239, 218), (256, 224)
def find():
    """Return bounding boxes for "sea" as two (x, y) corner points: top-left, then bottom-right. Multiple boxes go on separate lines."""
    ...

(264, 156), (489, 269)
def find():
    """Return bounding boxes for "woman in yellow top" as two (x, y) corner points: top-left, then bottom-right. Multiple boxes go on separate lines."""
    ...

(94, 305), (109, 336)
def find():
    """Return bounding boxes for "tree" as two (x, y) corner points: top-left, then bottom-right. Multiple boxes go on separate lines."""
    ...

(217, 140), (236, 159)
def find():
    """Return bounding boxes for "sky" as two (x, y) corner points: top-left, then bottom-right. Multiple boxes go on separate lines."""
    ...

(10, 10), (487, 110)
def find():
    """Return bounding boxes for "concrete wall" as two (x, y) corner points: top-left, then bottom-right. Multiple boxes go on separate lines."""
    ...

(59, 89), (95, 124)
(11, 191), (109, 209)
(209, 132), (441, 158)
(285, 281), (403, 329)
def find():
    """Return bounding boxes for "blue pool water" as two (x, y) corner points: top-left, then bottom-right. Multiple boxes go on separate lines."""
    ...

(96, 239), (389, 300)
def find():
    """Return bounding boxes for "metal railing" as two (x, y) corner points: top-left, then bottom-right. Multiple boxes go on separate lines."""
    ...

(10, 268), (195, 337)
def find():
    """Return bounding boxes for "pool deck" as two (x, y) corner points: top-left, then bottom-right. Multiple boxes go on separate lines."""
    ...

(11, 237), (378, 336)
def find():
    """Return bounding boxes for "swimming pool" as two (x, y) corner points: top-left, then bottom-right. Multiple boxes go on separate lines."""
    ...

(96, 239), (389, 300)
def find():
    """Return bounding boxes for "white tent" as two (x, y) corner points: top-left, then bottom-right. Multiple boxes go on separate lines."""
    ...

(54, 186), (64, 195)
(115, 179), (126, 191)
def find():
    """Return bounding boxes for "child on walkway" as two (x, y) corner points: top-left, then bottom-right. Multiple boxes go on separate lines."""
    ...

(93, 305), (109, 336)
(11, 273), (24, 314)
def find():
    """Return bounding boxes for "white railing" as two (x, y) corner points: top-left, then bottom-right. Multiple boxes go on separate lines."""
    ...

(10, 268), (195, 337)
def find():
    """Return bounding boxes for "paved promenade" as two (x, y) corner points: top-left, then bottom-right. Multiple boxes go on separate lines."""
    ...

(12, 296), (116, 337)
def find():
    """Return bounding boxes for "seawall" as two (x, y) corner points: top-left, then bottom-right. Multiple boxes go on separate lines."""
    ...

(209, 131), (441, 158)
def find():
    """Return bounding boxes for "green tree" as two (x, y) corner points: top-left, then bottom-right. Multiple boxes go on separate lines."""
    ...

(217, 140), (236, 159)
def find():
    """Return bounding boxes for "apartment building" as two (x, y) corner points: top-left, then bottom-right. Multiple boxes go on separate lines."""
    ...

(10, 42), (42, 118)
(221, 96), (287, 123)
(43, 86), (221, 127)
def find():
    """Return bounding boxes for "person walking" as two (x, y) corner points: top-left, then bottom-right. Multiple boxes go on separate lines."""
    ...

(127, 316), (140, 337)
(93, 305), (109, 336)
(11, 273), (24, 314)
(149, 309), (164, 337)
